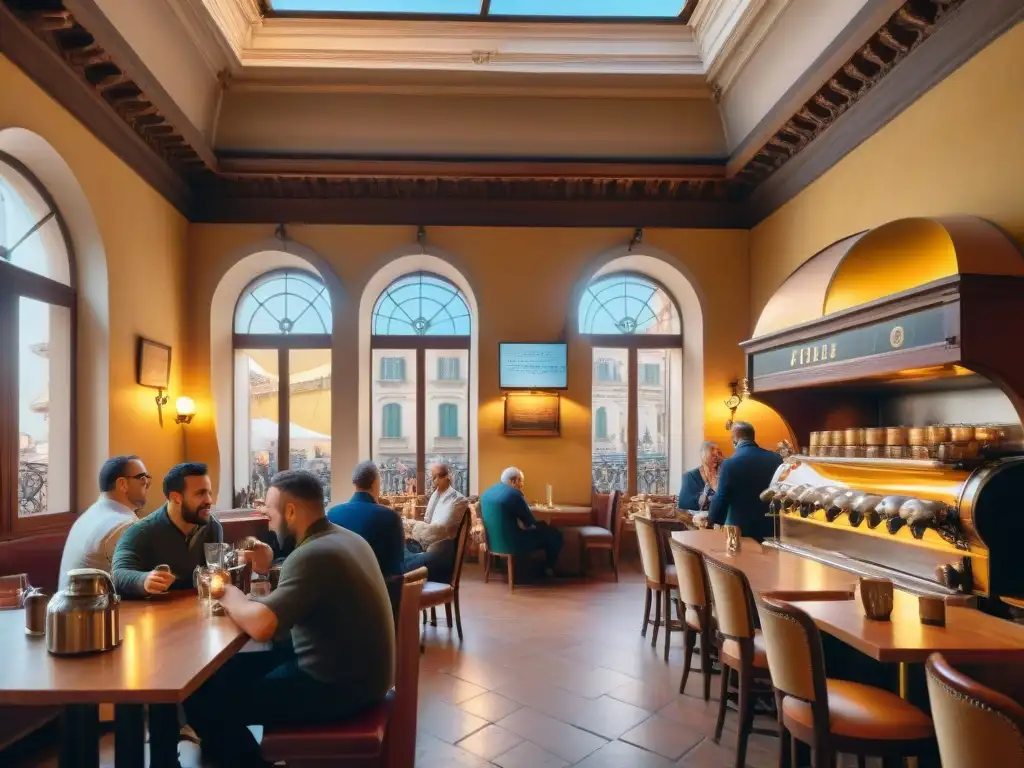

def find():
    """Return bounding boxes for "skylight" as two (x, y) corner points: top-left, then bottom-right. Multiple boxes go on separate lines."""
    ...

(267, 0), (690, 20)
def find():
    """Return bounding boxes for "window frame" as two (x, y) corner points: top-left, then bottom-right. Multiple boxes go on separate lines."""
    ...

(0, 152), (77, 539)
(581, 271), (681, 498)
(370, 272), (471, 494)
(233, 268), (332, 489)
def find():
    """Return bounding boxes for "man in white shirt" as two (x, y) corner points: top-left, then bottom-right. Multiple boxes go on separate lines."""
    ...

(402, 462), (468, 582)
(58, 455), (150, 588)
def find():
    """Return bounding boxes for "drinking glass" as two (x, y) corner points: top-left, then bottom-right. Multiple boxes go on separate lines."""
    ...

(204, 543), (230, 568)
(0, 573), (29, 610)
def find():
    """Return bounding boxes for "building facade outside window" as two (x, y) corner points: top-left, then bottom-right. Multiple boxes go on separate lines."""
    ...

(233, 268), (333, 505)
(0, 154), (75, 536)
(580, 272), (682, 496)
(370, 272), (471, 495)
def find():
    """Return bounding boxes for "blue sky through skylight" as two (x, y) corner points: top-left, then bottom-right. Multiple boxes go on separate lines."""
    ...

(269, 0), (684, 17)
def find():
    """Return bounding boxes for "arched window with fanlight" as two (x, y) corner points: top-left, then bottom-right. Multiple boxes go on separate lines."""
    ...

(0, 153), (75, 535)
(233, 268), (332, 505)
(370, 272), (471, 496)
(580, 272), (681, 496)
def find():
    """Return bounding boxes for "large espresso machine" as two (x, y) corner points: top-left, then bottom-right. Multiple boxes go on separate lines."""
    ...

(742, 216), (1024, 613)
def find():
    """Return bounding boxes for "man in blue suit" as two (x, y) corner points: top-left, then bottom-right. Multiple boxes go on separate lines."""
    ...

(327, 461), (405, 579)
(480, 467), (563, 575)
(708, 422), (782, 542)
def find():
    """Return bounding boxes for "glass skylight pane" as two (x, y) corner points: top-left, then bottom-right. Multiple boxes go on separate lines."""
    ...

(488, 0), (681, 16)
(270, 0), (483, 13)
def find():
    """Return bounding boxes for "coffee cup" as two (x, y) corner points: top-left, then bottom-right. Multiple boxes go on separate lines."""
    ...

(856, 577), (894, 621)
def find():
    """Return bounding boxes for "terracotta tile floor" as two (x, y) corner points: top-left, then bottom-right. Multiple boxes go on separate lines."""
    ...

(15, 563), (880, 767)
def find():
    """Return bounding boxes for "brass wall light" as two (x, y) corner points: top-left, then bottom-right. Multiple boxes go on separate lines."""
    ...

(724, 378), (750, 430)
(174, 397), (195, 426)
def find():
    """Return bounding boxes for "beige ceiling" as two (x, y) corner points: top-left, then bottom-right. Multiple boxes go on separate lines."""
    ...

(76, 0), (899, 160)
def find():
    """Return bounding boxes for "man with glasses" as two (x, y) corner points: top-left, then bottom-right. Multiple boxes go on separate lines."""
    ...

(58, 455), (150, 588)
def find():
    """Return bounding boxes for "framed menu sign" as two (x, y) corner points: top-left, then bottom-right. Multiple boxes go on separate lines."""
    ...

(504, 392), (560, 437)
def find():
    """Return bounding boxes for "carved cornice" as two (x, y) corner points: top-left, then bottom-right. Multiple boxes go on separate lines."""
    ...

(731, 0), (968, 192)
(3, 1), (215, 179)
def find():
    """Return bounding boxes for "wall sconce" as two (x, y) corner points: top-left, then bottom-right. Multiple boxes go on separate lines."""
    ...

(724, 378), (750, 430)
(174, 397), (195, 425)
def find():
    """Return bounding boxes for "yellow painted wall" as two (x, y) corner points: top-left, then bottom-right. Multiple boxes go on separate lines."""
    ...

(750, 23), (1024, 323)
(1, 55), (188, 513)
(184, 225), (781, 502)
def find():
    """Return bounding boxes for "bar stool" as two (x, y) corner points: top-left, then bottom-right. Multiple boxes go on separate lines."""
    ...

(926, 652), (1024, 768)
(635, 517), (681, 661)
(755, 594), (936, 768)
(668, 538), (717, 701)
(703, 557), (775, 768)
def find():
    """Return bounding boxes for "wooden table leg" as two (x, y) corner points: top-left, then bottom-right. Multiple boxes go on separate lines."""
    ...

(148, 703), (180, 768)
(114, 704), (145, 768)
(59, 704), (100, 768)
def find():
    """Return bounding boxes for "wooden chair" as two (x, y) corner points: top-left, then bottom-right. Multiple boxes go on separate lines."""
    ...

(635, 516), (683, 661)
(926, 653), (1024, 768)
(668, 538), (717, 701)
(481, 525), (543, 592)
(755, 594), (936, 768)
(260, 573), (426, 768)
(420, 511), (471, 643)
(571, 489), (621, 580)
(703, 557), (775, 768)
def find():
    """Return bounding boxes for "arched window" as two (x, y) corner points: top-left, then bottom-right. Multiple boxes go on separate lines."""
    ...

(580, 272), (681, 496)
(0, 153), (75, 533)
(371, 272), (471, 496)
(234, 268), (333, 505)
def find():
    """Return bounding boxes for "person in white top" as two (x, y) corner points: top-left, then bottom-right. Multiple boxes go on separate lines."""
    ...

(402, 462), (469, 582)
(58, 455), (150, 588)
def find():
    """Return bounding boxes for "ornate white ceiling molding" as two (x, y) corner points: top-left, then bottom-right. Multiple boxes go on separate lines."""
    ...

(702, 0), (791, 94)
(240, 18), (702, 75)
(190, 0), (262, 64)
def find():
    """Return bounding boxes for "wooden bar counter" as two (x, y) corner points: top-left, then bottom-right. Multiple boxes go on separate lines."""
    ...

(788, 590), (1024, 664)
(670, 529), (858, 601)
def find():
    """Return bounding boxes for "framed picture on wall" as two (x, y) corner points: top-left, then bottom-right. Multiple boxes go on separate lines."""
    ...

(504, 392), (560, 437)
(137, 338), (171, 389)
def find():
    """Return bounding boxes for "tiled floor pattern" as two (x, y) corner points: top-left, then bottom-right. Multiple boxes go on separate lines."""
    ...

(17, 564), (876, 767)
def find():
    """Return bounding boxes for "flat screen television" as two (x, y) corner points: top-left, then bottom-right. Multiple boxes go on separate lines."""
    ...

(499, 342), (568, 390)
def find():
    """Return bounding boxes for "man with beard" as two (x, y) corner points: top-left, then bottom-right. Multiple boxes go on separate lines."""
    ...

(112, 463), (259, 597)
(183, 470), (394, 768)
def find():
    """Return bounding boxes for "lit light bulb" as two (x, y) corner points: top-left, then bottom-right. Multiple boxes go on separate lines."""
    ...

(175, 396), (196, 417)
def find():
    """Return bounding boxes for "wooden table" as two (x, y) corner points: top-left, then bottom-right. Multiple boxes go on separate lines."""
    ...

(530, 505), (592, 575)
(671, 529), (858, 601)
(789, 590), (1024, 664)
(0, 593), (249, 768)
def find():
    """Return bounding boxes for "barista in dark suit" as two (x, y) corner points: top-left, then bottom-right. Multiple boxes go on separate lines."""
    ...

(707, 422), (782, 542)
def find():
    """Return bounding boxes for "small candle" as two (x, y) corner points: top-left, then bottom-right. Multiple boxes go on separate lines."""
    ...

(210, 574), (225, 596)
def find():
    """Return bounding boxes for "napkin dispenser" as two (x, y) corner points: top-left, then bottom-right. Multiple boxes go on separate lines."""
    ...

(46, 568), (121, 655)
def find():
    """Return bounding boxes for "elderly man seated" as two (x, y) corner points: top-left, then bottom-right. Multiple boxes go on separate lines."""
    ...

(402, 462), (468, 582)
(480, 467), (563, 576)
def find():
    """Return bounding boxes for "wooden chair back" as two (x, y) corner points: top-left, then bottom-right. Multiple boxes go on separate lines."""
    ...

(448, 510), (472, 590)
(703, 556), (756, 642)
(634, 517), (664, 583)
(386, 574), (426, 768)
(668, 539), (710, 609)
(753, 595), (828, 708)
(926, 653), (1024, 768)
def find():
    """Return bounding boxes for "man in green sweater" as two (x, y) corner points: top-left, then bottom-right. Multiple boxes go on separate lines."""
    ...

(112, 462), (246, 597)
